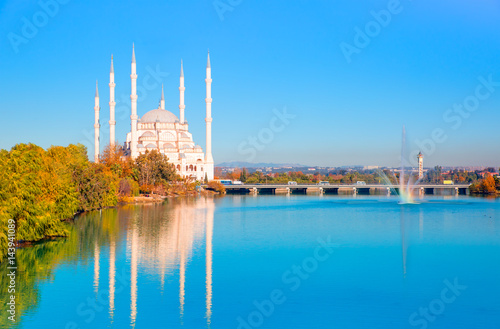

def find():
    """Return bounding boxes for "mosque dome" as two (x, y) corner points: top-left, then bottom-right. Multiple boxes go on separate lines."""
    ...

(141, 109), (179, 123)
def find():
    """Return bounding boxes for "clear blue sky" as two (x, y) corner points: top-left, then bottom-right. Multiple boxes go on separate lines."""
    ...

(0, 0), (499, 167)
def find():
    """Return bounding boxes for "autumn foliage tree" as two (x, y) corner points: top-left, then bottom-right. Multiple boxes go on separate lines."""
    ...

(99, 144), (135, 179)
(99, 144), (138, 197)
(470, 173), (497, 194)
(135, 150), (178, 193)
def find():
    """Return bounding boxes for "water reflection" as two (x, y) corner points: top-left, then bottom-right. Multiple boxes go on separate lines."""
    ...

(109, 238), (116, 321)
(0, 197), (216, 328)
(120, 197), (215, 327)
(129, 218), (138, 328)
(400, 208), (407, 277)
(94, 240), (100, 295)
(118, 198), (215, 327)
(206, 201), (214, 326)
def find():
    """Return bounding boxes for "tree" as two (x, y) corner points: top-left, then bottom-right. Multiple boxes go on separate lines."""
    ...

(0, 143), (88, 259)
(240, 168), (248, 182)
(481, 173), (496, 194)
(100, 144), (135, 179)
(72, 163), (118, 211)
(135, 150), (178, 188)
(470, 173), (498, 194)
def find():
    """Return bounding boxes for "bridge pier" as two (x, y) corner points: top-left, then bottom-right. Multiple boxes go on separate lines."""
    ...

(252, 187), (258, 195)
(459, 187), (469, 196)
(387, 187), (391, 196)
(357, 187), (370, 195)
(353, 187), (357, 196)
(419, 187), (424, 197)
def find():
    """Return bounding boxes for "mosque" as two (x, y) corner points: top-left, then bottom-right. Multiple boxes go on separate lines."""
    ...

(93, 45), (214, 181)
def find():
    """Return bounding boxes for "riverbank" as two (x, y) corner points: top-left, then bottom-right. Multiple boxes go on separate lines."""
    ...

(119, 188), (219, 204)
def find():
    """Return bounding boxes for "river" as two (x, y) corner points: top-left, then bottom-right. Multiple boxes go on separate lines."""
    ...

(2, 195), (500, 328)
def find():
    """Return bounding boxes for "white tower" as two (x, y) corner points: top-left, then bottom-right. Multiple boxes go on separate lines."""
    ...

(418, 152), (424, 180)
(94, 81), (100, 163)
(205, 51), (214, 181)
(179, 60), (185, 124)
(160, 84), (165, 110)
(109, 55), (116, 147)
(130, 44), (138, 158)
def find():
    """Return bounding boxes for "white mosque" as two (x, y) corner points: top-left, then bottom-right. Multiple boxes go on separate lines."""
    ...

(93, 45), (214, 181)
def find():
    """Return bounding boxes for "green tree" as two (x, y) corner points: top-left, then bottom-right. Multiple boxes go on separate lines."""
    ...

(72, 163), (119, 211)
(0, 144), (85, 249)
(240, 168), (248, 182)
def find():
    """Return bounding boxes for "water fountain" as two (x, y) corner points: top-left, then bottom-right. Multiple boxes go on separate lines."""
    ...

(377, 126), (422, 204)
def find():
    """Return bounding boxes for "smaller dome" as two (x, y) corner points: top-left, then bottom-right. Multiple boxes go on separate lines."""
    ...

(146, 143), (156, 149)
(137, 144), (145, 148)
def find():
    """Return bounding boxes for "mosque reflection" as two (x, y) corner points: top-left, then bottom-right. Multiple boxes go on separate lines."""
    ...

(90, 197), (215, 328)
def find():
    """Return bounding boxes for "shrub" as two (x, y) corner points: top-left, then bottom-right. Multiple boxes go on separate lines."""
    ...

(207, 181), (226, 194)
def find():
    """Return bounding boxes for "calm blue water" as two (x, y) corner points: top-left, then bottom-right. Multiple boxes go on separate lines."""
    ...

(9, 195), (500, 328)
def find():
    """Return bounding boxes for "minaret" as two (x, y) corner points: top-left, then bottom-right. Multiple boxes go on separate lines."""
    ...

(160, 84), (165, 110)
(94, 81), (100, 163)
(205, 51), (214, 181)
(418, 152), (424, 180)
(130, 44), (138, 158)
(109, 55), (116, 147)
(179, 60), (185, 124)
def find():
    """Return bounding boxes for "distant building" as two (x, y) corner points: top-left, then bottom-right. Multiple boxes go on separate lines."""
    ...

(417, 152), (424, 180)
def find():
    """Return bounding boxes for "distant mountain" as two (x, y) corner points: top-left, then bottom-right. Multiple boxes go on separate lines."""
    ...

(216, 161), (307, 168)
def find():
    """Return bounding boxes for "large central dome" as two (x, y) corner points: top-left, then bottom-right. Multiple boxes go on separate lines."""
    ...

(140, 109), (179, 123)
